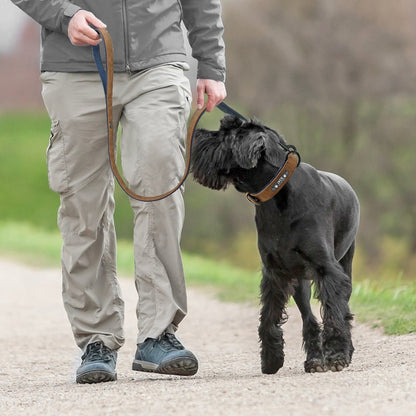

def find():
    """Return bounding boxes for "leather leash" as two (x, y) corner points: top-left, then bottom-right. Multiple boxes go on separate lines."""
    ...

(92, 27), (246, 202)
(92, 27), (299, 205)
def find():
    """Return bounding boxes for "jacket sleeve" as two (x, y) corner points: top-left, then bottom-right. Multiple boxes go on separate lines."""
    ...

(10, 0), (81, 35)
(181, 0), (226, 82)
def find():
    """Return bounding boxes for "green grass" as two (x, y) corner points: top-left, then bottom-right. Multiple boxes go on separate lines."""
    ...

(351, 279), (416, 335)
(0, 112), (135, 238)
(0, 221), (415, 335)
(0, 113), (60, 230)
(0, 221), (261, 303)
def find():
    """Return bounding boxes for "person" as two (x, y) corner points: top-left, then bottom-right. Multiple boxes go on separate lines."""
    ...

(11, 0), (226, 384)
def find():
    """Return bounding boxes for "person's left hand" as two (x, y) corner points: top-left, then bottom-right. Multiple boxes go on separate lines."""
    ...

(196, 79), (227, 112)
(68, 10), (106, 46)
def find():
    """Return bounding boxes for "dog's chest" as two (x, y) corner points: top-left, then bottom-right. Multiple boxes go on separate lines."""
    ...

(256, 224), (306, 278)
(255, 207), (312, 280)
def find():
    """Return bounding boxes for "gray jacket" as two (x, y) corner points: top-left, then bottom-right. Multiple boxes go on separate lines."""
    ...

(11, 0), (226, 81)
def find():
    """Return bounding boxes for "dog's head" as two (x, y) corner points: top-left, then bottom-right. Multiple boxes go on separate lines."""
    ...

(191, 115), (288, 193)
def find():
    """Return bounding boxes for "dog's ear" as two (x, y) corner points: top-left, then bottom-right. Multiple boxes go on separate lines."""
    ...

(232, 124), (288, 169)
(261, 130), (287, 167)
(220, 115), (245, 131)
(233, 131), (266, 169)
(191, 129), (233, 190)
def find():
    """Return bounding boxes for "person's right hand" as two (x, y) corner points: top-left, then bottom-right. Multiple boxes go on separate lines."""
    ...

(68, 10), (106, 46)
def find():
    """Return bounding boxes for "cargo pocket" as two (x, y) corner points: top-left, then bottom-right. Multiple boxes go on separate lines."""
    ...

(46, 120), (70, 194)
(177, 73), (192, 121)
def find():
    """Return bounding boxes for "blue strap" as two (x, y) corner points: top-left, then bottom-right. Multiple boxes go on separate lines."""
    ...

(217, 101), (247, 121)
(92, 43), (107, 95)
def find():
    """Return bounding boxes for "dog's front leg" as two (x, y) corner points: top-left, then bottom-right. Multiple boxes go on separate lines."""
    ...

(258, 267), (292, 374)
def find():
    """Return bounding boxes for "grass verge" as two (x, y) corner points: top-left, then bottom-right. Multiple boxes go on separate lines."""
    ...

(0, 222), (414, 335)
(350, 279), (416, 335)
(0, 222), (261, 304)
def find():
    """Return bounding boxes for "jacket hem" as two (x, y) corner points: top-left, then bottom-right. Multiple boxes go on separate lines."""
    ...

(40, 53), (189, 73)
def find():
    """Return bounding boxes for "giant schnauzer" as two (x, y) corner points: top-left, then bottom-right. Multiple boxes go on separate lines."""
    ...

(191, 115), (360, 374)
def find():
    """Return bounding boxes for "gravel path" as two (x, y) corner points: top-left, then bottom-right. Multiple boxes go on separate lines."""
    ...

(0, 258), (415, 416)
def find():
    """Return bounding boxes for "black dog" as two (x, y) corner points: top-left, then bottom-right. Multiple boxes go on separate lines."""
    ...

(191, 115), (360, 374)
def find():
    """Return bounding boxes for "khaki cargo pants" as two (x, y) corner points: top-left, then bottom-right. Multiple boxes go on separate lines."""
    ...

(40, 64), (192, 350)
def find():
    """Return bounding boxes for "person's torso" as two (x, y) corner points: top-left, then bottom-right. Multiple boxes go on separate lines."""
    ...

(41, 0), (187, 72)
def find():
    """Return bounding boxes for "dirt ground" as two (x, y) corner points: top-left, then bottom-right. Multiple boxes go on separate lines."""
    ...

(0, 258), (415, 416)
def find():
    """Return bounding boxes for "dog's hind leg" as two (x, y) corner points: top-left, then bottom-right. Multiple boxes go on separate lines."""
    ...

(292, 280), (325, 373)
(258, 268), (292, 374)
(339, 242), (356, 362)
(315, 260), (354, 372)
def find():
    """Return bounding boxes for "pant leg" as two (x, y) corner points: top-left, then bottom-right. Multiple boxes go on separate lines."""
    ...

(40, 72), (125, 351)
(118, 65), (192, 343)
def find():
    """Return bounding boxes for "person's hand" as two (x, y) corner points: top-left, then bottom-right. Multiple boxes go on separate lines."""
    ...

(196, 79), (227, 112)
(68, 10), (107, 46)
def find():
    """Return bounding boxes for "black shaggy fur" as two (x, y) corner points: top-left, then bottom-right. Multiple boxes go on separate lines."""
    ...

(191, 116), (360, 374)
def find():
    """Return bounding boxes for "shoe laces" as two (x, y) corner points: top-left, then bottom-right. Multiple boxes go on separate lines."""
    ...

(156, 333), (184, 351)
(82, 341), (114, 362)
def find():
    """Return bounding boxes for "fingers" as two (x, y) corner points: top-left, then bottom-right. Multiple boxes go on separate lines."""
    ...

(68, 10), (107, 46)
(196, 79), (227, 112)
(196, 81), (206, 111)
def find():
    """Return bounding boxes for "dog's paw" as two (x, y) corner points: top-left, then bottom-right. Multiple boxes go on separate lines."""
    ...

(261, 351), (284, 374)
(304, 358), (327, 373)
(261, 361), (283, 374)
(324, 353), (350, 372)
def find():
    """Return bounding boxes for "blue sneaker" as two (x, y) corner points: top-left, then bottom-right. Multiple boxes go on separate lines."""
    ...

(132, 333), (198, 376)
(76, 341), (117, 384)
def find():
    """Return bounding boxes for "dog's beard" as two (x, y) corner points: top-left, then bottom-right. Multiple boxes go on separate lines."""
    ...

(191, 130), (234, 190)
(192, 169), (230, 190)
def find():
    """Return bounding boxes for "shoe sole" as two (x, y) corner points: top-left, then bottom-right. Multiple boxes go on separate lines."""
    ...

(76, 370), (117, 384)
(132, 356), (198, 376)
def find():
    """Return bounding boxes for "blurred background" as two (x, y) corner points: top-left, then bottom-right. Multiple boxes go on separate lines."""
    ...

(1, 0), (416, 281)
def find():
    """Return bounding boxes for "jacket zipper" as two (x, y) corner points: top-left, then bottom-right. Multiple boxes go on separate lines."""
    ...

(176, 0), (184, 22)
(122, 0), (130, 72)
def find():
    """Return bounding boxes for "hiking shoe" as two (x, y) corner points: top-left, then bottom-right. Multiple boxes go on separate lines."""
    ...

(132, 333), (198, 376)
(76, 341), (117, 384)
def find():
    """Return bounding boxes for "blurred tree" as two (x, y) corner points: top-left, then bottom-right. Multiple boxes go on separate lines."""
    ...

(181, 0), (416, 270)
(224, 0), (416, 148)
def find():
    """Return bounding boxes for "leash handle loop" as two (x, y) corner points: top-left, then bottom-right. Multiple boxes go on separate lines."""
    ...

(92, 27), (247, 202)
(92, 27), (197, 202)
